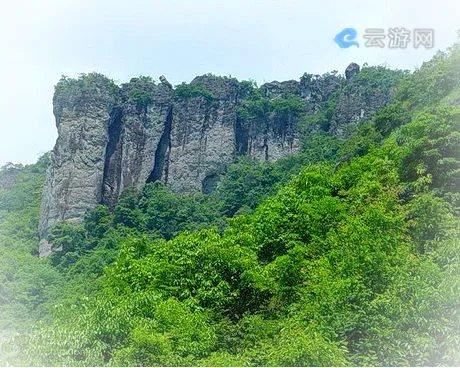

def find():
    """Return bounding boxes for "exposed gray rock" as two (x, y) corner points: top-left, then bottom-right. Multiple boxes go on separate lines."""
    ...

(299, 72), (342, 103)
(242, 106), (302, 162)
(102, 78), (173, 207)
(330, 64), (397, 137)
(163, 75), (239, 193)
(39, 66), (401, 256)
(345, 62), (360, 80)
(261, 80), (300, 98)
(39, 74), (119, 255)
(246, 135), (301, 162)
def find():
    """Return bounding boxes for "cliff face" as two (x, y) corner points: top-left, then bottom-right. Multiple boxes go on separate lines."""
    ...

(101, 77), (174, 207)
(39, 64), (400, 256)
(39, 76), (118, 255)
(163, 75), (239, 194)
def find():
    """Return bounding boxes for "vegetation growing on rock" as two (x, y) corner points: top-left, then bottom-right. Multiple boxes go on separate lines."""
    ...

(0, 44), (459, 367)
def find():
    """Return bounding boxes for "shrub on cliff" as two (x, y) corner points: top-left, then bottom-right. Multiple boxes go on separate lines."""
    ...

(174, 82), (214, 101)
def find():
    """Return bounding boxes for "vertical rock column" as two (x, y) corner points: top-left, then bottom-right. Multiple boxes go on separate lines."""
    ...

(39, 75), (119, 256)
(102, 77), (174, 207)
(163, 75), (239, 193)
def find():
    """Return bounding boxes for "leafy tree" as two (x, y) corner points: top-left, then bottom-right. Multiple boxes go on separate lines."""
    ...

(3, 41), (460, 367)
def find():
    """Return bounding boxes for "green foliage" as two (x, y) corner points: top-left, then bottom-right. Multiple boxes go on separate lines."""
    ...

(48, 221), (86, 266)
(344, 65), (409, 98)
(213, 152), (322, 217)
(3, 43), (460, 367)
(0, 155), (63, 361)
(126, 75), (156, 111)
(301, 130), (344, 161)
(374, 102), (412, 136)
(174, 82), (214, 101)
(396, 44), (460, 107)
(128, 88), (154, 110)
(270, 95), (304, 118)
(237, 79), (260, 100)
(299, 110), (329, 131)
(338, 122), (382, 160)
(395, 106), (460, 193)
(84, 205), (114, 238)
(246, 321), (349, 366)
(55, 72), (119, 98)
(213, 157), (283, 216)
(237, 94), (306, 135)
(115, 182), (225, 239)
(236, 98), (270, 133)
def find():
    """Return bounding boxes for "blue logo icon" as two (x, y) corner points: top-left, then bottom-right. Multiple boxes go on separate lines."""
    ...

(334, 28), (359, 48)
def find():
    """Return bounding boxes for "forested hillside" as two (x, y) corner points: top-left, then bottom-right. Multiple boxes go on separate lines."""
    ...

(0, 43), (459, 366)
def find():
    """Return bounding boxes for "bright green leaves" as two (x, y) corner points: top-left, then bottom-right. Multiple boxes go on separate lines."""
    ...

(236, 94), (306, 136)
(252, 165), (344, 262)
(22, 291), (217, 366)
(114, 182), (223, 239)
(396, 44), (460, 107)
(374, 102), (412, 137)
(110, 298), (216, 366)
(106, 228), (263, 315)
(395, 106), (460, 193)
(174, 82), (214, 102)
(0, 157), (63, 356)
(5, 41), (460, 367)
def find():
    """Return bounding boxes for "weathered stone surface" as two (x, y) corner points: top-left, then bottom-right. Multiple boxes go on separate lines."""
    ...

(39, 65), (401, 255)
(246, 135), (301, 163)
(345, 62), (360, 80)
(102, 77), (173, 207)
(243, 108), (302, 162)
(299, 72), (342, 104)
(39, 75), (119, 255)
(261, 80), (300, 98)
(330, 81), (396, 137)
(163, 75), (239, 193)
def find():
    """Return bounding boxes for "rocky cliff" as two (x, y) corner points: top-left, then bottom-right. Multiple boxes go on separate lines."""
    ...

(39, 64), (402, 256)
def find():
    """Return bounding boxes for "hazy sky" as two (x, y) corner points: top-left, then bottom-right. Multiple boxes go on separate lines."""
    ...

(0, 0), (459, 165)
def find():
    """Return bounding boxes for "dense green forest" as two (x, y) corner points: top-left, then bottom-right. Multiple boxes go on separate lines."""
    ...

(0, 44), (459, 366)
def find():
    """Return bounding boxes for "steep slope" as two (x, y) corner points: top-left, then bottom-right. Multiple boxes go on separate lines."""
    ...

(2, 44), (457, 366)
(0, 45), (460, 366)
(39, 64), (405, 256)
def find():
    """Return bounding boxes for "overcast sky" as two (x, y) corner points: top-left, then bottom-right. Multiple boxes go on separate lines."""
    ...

(0, 0), (459, 165)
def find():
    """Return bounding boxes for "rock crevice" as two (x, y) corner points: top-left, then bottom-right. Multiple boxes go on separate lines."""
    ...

(39, 65), (399, 256)
(147, 105), (173, 183)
